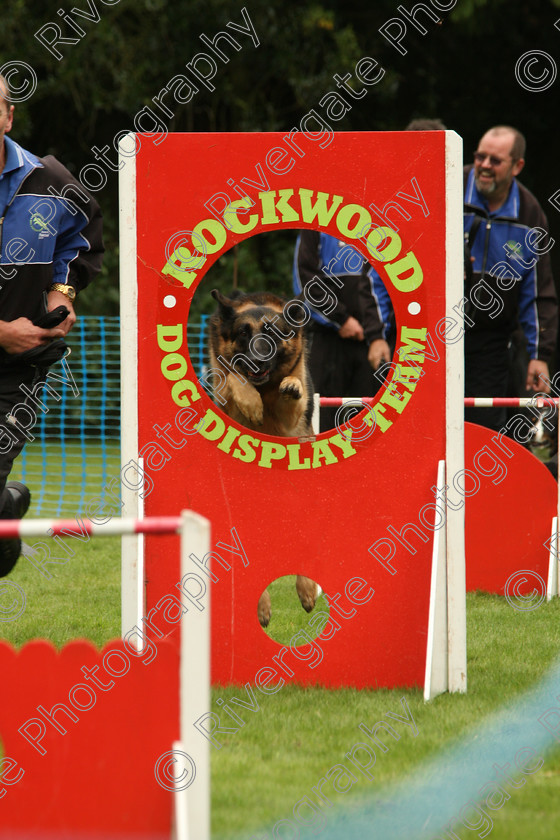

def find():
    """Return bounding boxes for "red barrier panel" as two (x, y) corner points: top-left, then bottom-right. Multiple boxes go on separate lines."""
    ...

(0, 639), (179, 838)
(464, 423), (556, 594)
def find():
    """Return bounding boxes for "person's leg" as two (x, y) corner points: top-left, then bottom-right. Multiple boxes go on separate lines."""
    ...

(0, 365), (37, 575)
(346, 341), (379, 397)
(307, 328), (346, 432)
(464, 331), (510, 432)
(325, 341), (380, 434)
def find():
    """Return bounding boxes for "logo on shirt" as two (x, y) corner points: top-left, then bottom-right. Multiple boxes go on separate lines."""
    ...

(506, 240), (522, 256)
(29, 212), (54, 238)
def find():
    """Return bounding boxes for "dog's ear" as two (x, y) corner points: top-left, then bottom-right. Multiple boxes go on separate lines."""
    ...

(211, 289), (237, 320)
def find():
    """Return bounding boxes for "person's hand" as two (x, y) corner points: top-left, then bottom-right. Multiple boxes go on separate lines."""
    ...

(367, 339), (391, 370)
(0, 318), (65, 354)
(338, 316), (364, 341)
(47, 289), (76, 336)
(527, 359), (550, 392)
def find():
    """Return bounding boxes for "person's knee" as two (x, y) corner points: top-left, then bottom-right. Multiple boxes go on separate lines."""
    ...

(0, 487), (14, 519)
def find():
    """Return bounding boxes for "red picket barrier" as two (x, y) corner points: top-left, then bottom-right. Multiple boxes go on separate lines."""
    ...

(0, 639), (179, 838)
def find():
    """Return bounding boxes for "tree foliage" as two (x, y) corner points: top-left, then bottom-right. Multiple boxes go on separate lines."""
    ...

(2, 0), (560, 313)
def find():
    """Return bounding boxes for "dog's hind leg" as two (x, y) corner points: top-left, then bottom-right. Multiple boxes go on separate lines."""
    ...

(258, 588), (272, 627)
(296, 576), (318, 613)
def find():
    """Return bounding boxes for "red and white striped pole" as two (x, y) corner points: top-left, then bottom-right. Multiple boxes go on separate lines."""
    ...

(317, 396), (559, 408)
(313, 394), (559, 436)
(0, 516), (182, 539)
(464, 397), (559, 408)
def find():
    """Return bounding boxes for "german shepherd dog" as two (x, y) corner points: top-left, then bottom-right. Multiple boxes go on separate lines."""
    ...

(209, 288), (318, 626)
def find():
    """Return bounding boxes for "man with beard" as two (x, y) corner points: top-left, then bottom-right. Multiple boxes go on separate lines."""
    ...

(464, 125), (557, 431)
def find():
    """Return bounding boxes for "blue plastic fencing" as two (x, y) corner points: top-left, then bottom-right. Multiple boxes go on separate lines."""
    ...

(11, 315), (209, 517)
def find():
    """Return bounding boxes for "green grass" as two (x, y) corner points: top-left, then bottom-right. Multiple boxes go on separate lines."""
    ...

(2, 543), (560, 839)
(211, 589), (560, 839)
(10, 439), (121, 518)
(262, 574), (330, 644)
(1, 534), (121, 647)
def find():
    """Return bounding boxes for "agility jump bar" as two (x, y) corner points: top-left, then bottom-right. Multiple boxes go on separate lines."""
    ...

(319, 397), (559, 408)
(0, 516), (182, 539)
(464, 398), (559, 407)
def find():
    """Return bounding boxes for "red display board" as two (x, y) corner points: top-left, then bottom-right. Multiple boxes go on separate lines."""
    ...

(122, 131), (464, 689)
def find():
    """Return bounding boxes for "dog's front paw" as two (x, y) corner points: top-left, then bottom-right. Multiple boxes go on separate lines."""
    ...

(231, 385), (264, 425)
(238, 396), (263, 426)
(279, 376), (303, 401)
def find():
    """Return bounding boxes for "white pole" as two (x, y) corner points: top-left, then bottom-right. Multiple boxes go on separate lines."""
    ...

(547, 517), (558, 601)
(172, 739), (190, 840)
(132, 457), (146, 652)
(119, 132), (140, 640)
(178, 509), (211, 840)
(424, 460), (449, 701)
(445, 130), (467, 693)
(312, 392), (320, 434)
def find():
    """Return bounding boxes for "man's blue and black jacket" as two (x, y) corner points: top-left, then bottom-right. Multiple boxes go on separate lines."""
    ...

(293, 230), (385, 345)
(0, 137), (104, 324)
(464, 165), (557, 362)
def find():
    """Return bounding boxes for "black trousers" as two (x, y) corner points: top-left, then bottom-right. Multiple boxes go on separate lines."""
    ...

(0, 364), (44, 516)
(308, 328), (382, 432)
(464, 330), (510, 432)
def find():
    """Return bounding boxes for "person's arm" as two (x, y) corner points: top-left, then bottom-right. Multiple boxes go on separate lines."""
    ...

(293, 230), (353, 330)
(517, 215), (557, 392)
(46, 289), (76, 334)
(359, 266), (391, 368)
(520, 262), (556, 392)
(0, 318), (64, 354)
(43, 157), (105, 336)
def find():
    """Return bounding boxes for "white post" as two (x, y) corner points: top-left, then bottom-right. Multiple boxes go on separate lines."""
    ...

(129, 457), (146, 651)
(312, 392), (320, 435)
(176, 509), (211, 840)
(172, 739), (190, 840)
(424, 460), (449, 701)
(547, 517), (558, 600)
(445, 130), (467, 693)
(119, 133), (141, 640)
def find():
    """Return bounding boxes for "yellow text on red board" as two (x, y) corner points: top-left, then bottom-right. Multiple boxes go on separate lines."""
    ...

(160, 187), (423, 295)
(154, 324), (428, 469)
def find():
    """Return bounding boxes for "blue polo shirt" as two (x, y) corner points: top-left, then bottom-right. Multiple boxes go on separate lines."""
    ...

(0, 136), (25, 217)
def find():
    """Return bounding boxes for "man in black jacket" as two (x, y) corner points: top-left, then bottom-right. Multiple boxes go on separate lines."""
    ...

(293, 229), (390, 431)
(0, 74), (104, 575)
(464, 125), (557, 432)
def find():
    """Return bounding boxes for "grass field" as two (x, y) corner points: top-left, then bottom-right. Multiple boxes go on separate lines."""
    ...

(2, 537), (560, 838)
(10, 439), (121, 518)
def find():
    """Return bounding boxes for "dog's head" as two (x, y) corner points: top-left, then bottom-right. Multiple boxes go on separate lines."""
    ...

(210, 289), (303, 387)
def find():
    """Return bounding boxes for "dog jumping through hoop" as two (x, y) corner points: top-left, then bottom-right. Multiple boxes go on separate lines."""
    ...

(208, 288), (319, 626)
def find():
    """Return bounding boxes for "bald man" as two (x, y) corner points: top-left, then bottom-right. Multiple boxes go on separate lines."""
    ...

(463, 125), (557, 432)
